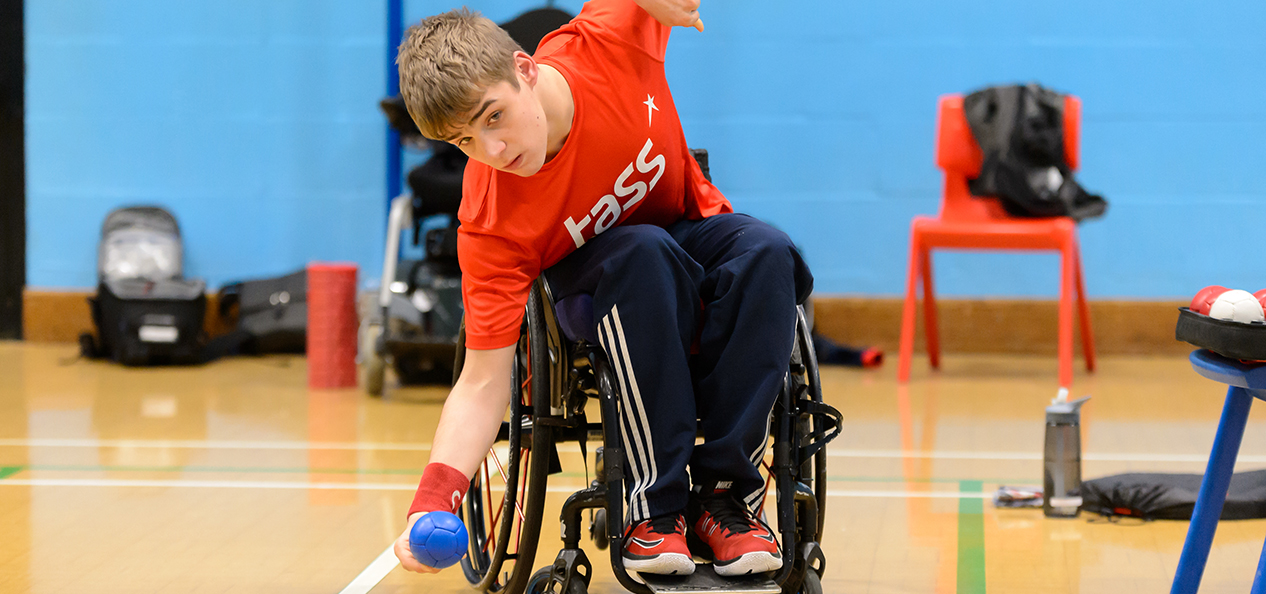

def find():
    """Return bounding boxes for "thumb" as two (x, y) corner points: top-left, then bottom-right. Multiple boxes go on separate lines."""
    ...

(692, 16), (704, 32)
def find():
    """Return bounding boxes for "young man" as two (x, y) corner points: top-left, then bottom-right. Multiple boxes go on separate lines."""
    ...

(393, 0), (812, 578)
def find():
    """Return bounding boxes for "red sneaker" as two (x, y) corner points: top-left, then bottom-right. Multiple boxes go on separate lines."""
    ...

(691, 488), (783, 576)
(622, 513), (695, 575)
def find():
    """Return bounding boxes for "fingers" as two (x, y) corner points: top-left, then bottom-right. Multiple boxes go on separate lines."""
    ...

(394, 533), (441, 574)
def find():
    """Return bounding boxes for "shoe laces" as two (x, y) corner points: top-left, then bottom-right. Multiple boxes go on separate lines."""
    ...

(700, 492), (756, 536)
(645, 513), (682, 536)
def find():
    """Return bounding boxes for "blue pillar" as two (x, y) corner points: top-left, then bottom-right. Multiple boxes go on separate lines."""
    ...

(386, 0), (404, 211)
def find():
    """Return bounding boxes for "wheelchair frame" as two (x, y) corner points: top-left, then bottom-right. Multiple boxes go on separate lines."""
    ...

(453, 276), (841, 594)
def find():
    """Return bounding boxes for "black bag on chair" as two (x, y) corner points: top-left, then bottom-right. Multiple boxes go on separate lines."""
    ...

(214, 269), (308, 355)
(963, 83), (1107, 221)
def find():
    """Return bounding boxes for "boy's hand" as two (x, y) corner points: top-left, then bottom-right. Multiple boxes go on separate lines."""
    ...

(636, 0), (705, 31)
(395, 512), (442, 574)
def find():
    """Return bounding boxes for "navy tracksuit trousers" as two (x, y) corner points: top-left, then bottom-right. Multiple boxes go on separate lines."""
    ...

(544, 213), (813, 522)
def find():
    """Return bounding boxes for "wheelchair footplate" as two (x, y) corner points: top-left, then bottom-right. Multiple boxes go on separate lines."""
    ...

(1176, 307), (1266, 362)
(638, 564), (780, 594)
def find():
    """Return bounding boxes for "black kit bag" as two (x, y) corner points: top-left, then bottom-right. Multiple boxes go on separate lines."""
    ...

(83, 206), (208, 365)
(213, 269), (307, 355)
(1081, 470), (1266, 520)
(963, 83), (1107, 221)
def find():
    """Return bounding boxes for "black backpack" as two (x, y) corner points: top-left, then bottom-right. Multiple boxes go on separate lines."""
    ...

(963, 83), (1107, 221)
(82, 206), (208, 365)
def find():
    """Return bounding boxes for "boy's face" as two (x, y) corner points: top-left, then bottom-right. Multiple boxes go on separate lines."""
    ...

(444, 52), (549, 177)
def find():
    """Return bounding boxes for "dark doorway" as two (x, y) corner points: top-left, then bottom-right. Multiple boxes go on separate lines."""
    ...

(0, 0), (23, 339)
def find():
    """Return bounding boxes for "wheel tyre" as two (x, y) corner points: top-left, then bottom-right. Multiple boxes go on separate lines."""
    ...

(362, 324), (386, 397)
(590, 509), (609, 550)
(799, 569), (823, 594)
(525, 567), (587, 594)
(525, 568), (553, 594)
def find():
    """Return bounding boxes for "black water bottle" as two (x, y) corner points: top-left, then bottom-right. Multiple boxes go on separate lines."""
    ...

(1043, 390), (1091, 518)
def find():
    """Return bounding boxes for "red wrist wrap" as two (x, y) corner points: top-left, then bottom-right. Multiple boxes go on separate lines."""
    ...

(408, 462), (470, 518)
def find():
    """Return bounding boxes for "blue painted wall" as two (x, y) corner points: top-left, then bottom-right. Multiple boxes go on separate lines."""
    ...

(26, 0), (1266, 298)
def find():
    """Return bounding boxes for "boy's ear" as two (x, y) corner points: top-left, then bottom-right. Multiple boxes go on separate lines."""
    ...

(513, 51), (539, 87)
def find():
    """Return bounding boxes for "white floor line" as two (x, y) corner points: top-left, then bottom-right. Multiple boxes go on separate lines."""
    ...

(824, 490), (990, 499)
(338, 544), (399, 594)
(0, 478), (419, 490)
(0, 437), (1248, 464)
(0, 477), (987, 499)
(825, 449), (1266, 463)
(828, 449), (1041, 461)
(0, 438), (432, 451)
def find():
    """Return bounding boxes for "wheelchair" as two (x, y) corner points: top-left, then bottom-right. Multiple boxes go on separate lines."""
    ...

(451, 277), (842, 594)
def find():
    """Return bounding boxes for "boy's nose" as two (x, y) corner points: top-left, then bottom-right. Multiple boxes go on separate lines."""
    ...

(478, 132), (504, 157)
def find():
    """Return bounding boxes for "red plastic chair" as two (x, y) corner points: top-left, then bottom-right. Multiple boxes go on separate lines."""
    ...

(897, 94), (1095, 388)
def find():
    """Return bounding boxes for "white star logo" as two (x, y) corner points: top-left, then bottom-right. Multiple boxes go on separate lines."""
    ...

(643, 94), (658, 127)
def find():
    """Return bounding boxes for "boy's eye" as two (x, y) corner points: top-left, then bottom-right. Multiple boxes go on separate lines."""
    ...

(488, 111), (501, 124)
(457, 137), (470, 147)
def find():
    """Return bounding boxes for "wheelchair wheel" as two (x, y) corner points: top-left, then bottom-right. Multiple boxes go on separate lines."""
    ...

(458, 287), (555, 594)
(793, 305), (828, 538)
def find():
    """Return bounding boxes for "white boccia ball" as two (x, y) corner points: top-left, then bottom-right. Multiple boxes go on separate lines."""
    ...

(1208, 289), (1265, 323)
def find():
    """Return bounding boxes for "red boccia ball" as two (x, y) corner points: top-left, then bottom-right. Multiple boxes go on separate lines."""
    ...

(1191, 285), (1230, 315)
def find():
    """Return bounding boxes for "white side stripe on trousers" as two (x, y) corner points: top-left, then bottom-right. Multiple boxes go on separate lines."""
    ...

(600, 304), (659, 522)
(743, 411), (774, 511)
(610, 305), (660, 522)
(599, 316), (647, 520)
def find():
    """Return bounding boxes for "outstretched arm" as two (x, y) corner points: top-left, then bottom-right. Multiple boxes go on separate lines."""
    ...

(429, 344), (517, 477)
(394, 344), (516, 574)
(635, 0), (705, 31)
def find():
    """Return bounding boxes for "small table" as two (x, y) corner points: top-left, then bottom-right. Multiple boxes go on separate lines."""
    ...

(1172, 349), (1266, 593)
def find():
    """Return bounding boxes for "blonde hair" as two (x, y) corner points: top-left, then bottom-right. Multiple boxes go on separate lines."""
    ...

(397, 8), (524, 140)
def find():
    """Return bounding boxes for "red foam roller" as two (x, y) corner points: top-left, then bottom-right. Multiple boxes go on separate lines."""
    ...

(307, 262), (359, 389)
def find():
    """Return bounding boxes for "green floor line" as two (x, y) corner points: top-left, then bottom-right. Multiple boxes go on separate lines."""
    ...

(958, 480), (986, 594)
(0, 466), (21, 480)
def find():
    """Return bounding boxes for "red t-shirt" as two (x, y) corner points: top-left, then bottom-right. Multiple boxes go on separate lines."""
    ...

(458, 0), (732, 350)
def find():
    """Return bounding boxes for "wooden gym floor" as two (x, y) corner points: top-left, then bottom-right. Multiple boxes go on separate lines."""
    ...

(2, 341), (1266, 593)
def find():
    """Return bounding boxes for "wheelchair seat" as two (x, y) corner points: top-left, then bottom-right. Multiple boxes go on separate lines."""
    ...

(554, 294), (598, 344)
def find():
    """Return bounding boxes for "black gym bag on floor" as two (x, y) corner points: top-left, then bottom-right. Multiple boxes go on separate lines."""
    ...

(211, 269), (308, 355)
(1081, 470), (1266, 520)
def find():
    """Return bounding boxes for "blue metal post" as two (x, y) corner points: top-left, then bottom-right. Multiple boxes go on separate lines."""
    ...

(386, 0), (404, 210)
(1252, 532), (1266, 593)
(1171, 385), (1255, 594)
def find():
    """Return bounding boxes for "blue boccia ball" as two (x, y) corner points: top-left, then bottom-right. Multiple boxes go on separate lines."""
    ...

(409, 511), (469, 569)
